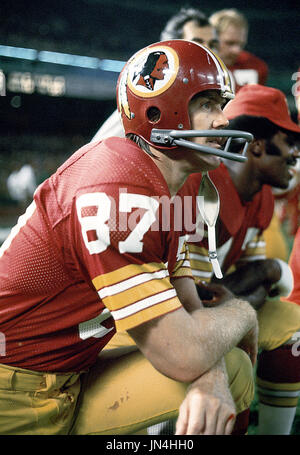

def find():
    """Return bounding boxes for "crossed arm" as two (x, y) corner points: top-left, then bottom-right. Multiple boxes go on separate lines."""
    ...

(211, 258), (286, 310)
(128, 276), (258, 435)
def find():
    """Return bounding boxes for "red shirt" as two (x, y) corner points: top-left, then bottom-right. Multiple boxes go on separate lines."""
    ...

(228, 50), (268, 92)
(179, 164), (274, 279)
(0, 138), (186, 372)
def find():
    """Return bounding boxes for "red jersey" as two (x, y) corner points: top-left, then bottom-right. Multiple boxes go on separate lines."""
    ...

(0, 138), (189, 372)
(228, 50), (268, 93)
(179, 164), (274, 282)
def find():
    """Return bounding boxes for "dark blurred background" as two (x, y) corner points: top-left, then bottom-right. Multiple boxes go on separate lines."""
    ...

(0, 0), (298, 238)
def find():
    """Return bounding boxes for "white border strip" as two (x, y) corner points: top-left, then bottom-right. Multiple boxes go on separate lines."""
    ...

(111, 288), (177, 320)
(98, 268), (169, 299)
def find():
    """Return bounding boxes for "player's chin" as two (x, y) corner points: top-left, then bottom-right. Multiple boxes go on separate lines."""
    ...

(199, 153), (222, 171)
(274, 177), (290, 190)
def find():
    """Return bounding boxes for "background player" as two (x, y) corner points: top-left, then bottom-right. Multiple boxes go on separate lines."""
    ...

(209, 8), (268, 92)
(185, 84), (300, 434)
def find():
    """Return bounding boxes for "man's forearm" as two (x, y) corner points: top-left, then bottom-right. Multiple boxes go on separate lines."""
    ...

(187, 297), (257, 374)
(187, 356), (231, 399)
(173, 277), (257, 374)
(130, 294), (257, 383)
(175, 357), (236, 435)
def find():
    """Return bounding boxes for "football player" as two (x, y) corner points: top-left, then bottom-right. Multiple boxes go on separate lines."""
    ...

(185, 84), (300, 434)
(0, 40), (256, 435)
(209, 9), (268, 92)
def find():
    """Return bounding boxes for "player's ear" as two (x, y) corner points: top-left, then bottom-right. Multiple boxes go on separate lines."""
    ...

(249, 139), (265, 158)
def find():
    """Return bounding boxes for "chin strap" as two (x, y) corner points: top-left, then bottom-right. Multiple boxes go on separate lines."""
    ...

(197, 172), (223, 279)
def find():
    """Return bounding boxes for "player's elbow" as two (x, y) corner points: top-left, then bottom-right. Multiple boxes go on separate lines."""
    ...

(144, 344), (214, 384)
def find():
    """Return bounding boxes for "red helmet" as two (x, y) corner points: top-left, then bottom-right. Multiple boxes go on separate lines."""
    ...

(117, 40), (252, 162)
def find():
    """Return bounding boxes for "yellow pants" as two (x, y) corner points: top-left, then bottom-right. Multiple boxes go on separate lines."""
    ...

(264, 212), (289, 262)
(257, 299), (300, 351)
(71, 346), (253, 435)
(0, 345), (253, 435)
(0, 363), (81, 435)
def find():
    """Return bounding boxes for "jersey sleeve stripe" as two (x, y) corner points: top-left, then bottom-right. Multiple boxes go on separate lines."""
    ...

(111, 288), (177, 321)
(190, 260), (212, 272)
(180, 260), (191, 268)
(92, 262), (167, 291)
(189, 252), (210, 263)
(114, 298), (181, 332)
(102, 278), (174, 311)
(188, 243), (209, 255)
(98, 268), (169, 299)
(192, 269), (213, 279)
(172, 267), (195, 279)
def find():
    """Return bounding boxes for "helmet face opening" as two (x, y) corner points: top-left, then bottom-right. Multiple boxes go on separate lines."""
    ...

(117, 40), (253, 161)
(150, 128), (253, 162)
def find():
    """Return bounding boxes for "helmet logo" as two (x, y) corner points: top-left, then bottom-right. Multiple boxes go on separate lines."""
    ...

(118, 45), (179, 120)
(134, 51), (169, 91)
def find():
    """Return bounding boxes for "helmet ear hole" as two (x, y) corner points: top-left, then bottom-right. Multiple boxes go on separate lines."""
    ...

(147, 106), (161, 123)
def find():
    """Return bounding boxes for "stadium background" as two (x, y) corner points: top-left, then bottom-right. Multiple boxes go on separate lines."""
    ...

(0, 0), (299, 434)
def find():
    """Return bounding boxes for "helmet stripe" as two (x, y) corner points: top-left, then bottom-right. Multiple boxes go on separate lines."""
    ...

(196, 44), (233, 96)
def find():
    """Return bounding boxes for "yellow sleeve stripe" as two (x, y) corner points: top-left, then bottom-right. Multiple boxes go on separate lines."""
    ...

(172, 265), (194, 279)
(98, 267), (169, 301)
(186, 244), (213, 279)
(111, 287), (176, 320)
(190, 259), (212, 273)
(172, 259), (191, 272)
(92, 262), (167, 292)
(188, 244), (208, 255)
(114, 295), (181, 332)
(103, 278), (173, 311)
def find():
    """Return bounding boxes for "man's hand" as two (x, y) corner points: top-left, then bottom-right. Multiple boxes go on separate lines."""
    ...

(175, 362), (236, 435)
(238, 285), (269, 310)
(211, 259), (281, 297)
(209, 259), (283, 310)
(196, 281), (236, 307)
